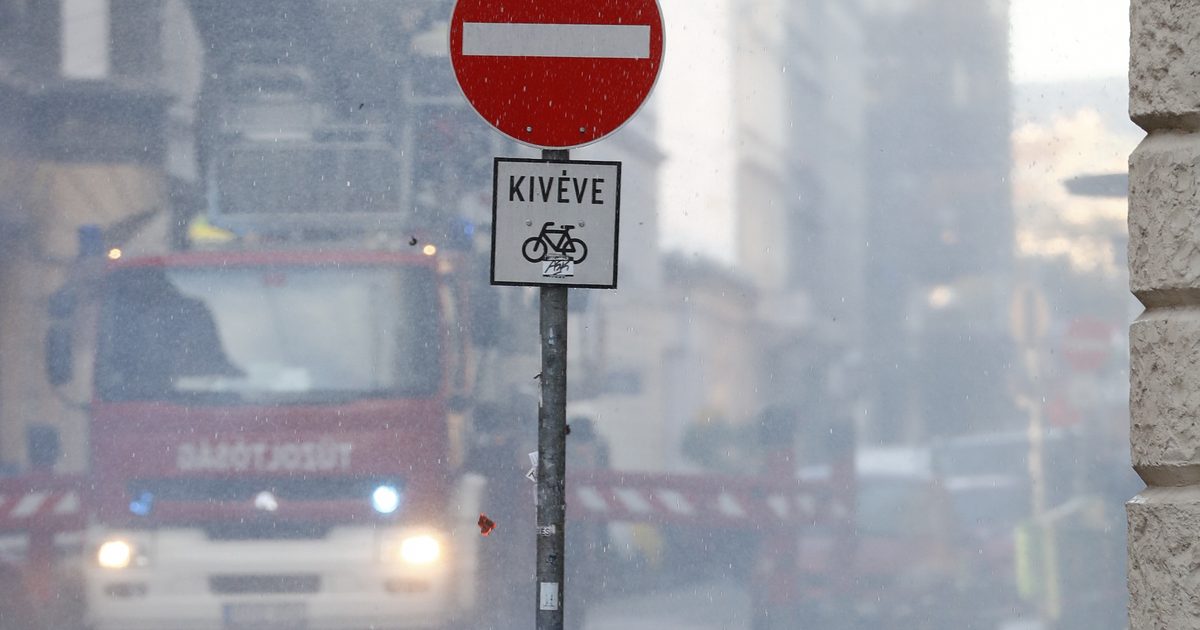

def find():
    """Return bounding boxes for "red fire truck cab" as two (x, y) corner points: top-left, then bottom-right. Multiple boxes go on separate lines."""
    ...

(79, 247), (484, 629)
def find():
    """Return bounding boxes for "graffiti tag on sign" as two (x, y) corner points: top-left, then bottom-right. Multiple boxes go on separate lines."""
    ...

(543, 257), (574, 278)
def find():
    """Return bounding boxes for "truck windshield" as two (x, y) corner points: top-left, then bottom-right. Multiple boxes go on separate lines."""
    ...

(95, 264), (440, 404)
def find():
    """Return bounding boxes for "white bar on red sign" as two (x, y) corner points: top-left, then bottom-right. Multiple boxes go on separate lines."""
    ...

(462, 22), (651, 59)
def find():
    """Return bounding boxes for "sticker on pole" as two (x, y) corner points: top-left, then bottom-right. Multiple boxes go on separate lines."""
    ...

(491, 158), (620, 289)
(539, 582), (560, 611)
(449, 0), (665, 149)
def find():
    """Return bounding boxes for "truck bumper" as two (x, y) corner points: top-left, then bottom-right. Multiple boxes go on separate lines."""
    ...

(89, 595), (455, 630)
(83, 524), (474, 630)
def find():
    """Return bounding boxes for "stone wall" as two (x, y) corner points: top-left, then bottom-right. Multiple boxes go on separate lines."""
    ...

(1128, 1), (1200, 626)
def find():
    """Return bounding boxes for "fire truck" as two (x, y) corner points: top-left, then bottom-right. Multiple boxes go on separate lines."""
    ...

(0, 50), (506, 628)
(76, 248), (486, 629)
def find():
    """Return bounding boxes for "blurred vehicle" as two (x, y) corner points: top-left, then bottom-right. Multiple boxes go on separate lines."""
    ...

(943, 473), (1032, 626)
(796, 447), (975, 630)
(932, 430), (1080, 628)
(933, 429), (1080, 509)
(72, 249), (485, 630)
(20, 60), (500, 630)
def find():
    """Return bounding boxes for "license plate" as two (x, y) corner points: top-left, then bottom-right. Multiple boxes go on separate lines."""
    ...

(223, 602), (307, 629)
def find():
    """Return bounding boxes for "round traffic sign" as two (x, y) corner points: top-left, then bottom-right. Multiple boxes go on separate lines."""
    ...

(1062, 317), (1116, 372)
(449, 0), (665, 149)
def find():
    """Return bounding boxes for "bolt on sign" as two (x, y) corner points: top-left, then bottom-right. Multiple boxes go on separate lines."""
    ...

(449, 0), (666, 149)
(491, 158), (620, 288)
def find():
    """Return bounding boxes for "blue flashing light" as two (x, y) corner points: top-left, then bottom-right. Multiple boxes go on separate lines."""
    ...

(77, 225), (104, 259)
(371, 484), (403, 515)
(129, 492), (154, 517)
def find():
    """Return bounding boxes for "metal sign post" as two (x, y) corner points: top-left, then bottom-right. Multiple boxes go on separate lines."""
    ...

(449, 2), (663, 624)
(536, 148), (569, 629)
(485, 149), (619, 629)
(486, 149), (617, 629)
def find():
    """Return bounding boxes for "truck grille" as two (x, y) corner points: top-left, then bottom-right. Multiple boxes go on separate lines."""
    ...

(209, 574), (320, 595)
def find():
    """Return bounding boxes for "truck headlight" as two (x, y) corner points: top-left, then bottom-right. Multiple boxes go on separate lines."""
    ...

(97, 540), (134, 569)
(381, 532), (443, 566)
(96, 536), (150, 569)
(399, 535), (441, 565)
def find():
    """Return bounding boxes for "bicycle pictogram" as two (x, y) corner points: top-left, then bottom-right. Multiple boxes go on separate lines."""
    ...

(522, 222), (589, 264)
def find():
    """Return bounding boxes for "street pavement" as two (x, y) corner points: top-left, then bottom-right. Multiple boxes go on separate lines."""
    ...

(583, 579), (750, 630)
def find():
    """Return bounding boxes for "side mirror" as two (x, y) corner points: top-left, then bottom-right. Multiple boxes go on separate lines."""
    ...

(26, 425), (62, 471)
(45, 324), (74, 386)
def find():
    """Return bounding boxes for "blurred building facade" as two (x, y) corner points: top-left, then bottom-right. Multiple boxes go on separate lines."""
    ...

(733, 0), (871, 455)
(570, 112), (671, 471)
(639, 0), (872, 469)
(651, 0), (1013, 450)
(772, 0), (870, 445)
(860, 0), (1015, 442)
(0, 0), (174, 470)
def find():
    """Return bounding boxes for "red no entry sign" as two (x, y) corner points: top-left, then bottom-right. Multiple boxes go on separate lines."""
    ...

(450, 0), (665, 149)
(1062, 317), (1117, 372)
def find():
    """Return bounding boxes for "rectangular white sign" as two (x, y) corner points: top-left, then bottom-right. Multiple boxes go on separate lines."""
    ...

(462, 23), (651, 59)
(491, 158), (620, 289)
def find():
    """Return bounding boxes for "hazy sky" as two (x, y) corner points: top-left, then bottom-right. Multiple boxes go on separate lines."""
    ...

(1010, 0), (1129, 83)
